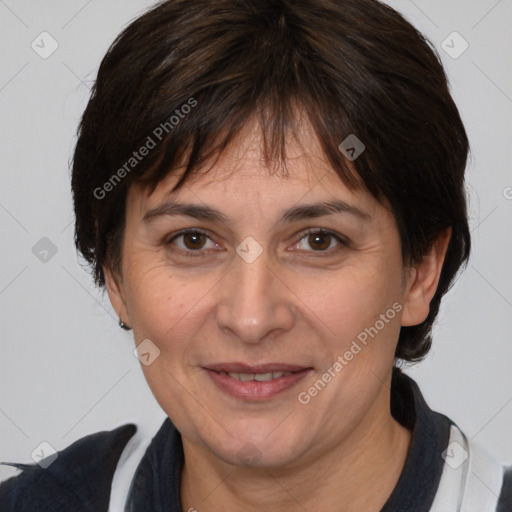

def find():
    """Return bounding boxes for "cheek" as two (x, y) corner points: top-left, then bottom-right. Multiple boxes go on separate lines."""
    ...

(123, 255), (186, 331)
(295, 272), (404, 380)
(300, 267), (401, 338)
(125, 259), (221, 353)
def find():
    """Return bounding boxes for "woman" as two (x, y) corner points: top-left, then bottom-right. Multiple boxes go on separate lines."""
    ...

(1, 0), (510, 510)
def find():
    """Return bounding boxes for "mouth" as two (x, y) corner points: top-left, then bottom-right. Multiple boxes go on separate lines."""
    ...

(219, 370), (294, 381)
(203, 363), (313, 401)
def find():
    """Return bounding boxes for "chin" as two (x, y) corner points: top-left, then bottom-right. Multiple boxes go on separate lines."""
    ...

(202, 419), (308, 469)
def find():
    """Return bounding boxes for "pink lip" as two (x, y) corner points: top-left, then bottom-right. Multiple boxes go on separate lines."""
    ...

(204, 362), (310, 373)
(203, 363), (313, 401)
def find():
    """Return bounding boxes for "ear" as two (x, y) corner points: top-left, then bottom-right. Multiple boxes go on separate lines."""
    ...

(104, 266), (130, 327)
(401, 227), (452, 327)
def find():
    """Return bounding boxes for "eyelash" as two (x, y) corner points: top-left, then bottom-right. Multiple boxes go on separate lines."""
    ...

(165, 228), (349, 258)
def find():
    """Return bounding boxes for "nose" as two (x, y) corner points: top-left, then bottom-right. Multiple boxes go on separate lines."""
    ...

(215, 246), (296, 345)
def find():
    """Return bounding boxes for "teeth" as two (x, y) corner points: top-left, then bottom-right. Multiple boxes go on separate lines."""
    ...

(254, 372), (273, 381)
(225, 371), (293, 381)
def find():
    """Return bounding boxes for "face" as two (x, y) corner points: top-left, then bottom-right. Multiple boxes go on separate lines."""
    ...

(106, 120), (441, 469)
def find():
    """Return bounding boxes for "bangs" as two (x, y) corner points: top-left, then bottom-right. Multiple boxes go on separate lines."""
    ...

(132, 95), (364, 199)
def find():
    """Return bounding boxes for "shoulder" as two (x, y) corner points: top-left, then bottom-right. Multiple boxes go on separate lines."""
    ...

(433, 423), (512, 512)
(0, 423), (136, 512)
(463, 438), (512, 512)
(497, 465), (512, 511)
(390, 370), (512, 511)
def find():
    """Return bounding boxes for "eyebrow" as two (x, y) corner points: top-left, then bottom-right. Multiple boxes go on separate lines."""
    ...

(142, 199), (372, 225)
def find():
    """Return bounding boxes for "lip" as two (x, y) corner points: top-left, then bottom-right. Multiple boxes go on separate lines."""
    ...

(203, 362), (313, 401)
(204, 362), (310, 373)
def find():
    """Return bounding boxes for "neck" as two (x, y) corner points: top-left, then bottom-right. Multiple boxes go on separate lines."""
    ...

(180, 383), (411, 512)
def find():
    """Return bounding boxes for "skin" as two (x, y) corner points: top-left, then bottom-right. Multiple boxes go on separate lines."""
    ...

(105, 119), (451, 511)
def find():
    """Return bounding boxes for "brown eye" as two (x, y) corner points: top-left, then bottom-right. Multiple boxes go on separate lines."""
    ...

(167, 229), (219, 257)
(182, 232), (207, 250)
(294, 229), (347, 254)
(307, 232), (331, 251)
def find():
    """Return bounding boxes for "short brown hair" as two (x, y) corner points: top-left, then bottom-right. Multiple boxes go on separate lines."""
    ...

(71, 0), (471, 362)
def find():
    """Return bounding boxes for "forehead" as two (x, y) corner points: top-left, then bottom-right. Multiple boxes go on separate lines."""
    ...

(128, 118), (376, 219)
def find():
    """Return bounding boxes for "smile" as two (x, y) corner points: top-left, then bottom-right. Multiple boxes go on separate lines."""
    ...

(203, 364), (313, 401)
(219, 371), (293, 381)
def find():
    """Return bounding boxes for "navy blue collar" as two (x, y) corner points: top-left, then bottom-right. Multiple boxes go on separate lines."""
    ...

(381, 368), (452, 511)
(126, 368), (452, 511)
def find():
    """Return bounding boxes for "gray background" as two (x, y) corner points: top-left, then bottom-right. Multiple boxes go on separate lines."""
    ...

(1, 0), (511, 482)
